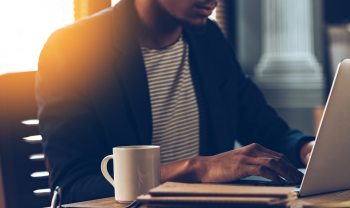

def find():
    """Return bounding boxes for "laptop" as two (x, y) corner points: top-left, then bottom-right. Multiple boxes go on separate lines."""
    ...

(238, 59), (350, 197)
(298, 59), (350, 196)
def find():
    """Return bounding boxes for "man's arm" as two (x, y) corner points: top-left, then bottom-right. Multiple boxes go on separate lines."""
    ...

(36, 29), (114, 204)
(161, 143), (303, 184)
(160, 139), (314, 185)
(234, 75), (315, 168)
(228, 44), (314, 168)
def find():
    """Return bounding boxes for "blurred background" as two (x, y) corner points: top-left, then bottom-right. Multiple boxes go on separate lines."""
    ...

(2, 0), (350, 136)
(1, 0), (350, 207)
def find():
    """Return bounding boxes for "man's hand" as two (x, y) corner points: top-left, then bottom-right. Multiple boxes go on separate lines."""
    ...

(161, 143), (304, 184)
(300, 141), (314, 166)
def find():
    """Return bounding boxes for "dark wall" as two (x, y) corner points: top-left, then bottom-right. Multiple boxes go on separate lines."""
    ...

(324, 0), (350, 23)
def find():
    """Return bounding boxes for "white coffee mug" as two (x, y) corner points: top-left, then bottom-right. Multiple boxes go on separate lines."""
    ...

(101, 145), (160, 203)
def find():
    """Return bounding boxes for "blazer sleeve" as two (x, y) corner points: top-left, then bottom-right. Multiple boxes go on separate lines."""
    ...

(231, 49), (314, 168)
(35, 29), (114, 204)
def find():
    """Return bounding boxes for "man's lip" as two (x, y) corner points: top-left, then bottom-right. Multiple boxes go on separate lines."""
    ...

(195, 1), (217, 10)
(194, 5), (215, 16)
(196, 5), (216, 10)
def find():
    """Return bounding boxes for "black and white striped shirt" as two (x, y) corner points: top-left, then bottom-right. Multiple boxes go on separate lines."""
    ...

(141, 34), (201, 164)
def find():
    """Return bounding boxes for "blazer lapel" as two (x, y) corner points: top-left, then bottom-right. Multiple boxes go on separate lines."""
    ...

(184, 29), (235, 154)
(116, 46), (152, 145)
(110, 0), (152, 145)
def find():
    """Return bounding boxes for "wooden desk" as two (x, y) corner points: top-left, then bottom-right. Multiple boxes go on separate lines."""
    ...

(62, 189), (350, 208)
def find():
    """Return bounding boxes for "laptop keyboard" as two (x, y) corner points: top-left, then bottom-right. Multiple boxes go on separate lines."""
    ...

(253, 181), (300, 188)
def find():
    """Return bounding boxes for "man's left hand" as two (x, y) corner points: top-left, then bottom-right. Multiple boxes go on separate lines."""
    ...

(300, 141), (315, 166)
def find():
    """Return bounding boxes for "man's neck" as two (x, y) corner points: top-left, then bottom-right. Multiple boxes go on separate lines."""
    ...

(134, 0), (182, 49)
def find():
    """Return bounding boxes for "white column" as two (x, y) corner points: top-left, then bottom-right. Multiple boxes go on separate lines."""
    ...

(254, 0), (324, 108)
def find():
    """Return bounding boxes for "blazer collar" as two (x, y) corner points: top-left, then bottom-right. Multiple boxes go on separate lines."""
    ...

(184, 28), (233, 154)
(112, 0), (140, 54)
(110, 0), (153, 145)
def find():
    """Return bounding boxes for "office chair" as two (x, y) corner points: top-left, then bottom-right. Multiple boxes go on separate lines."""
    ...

(0, 71), (51, 208)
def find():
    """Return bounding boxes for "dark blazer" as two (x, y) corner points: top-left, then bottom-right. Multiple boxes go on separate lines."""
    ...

(36, 0), (313, 204)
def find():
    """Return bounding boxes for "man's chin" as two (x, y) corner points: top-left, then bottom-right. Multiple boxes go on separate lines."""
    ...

(179, 20), (207, 34)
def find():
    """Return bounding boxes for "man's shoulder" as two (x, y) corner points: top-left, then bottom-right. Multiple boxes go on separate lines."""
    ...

(39, 7), (120, 77)
(46, 7), (114, 49)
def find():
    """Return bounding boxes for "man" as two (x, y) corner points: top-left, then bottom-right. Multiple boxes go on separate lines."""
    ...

(36, 0), (314, 204)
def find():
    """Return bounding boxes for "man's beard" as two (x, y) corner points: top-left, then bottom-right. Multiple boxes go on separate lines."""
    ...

(179, 19), (207, 34)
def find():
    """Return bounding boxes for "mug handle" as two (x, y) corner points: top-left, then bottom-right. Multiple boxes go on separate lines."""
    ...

(101, 155), (114, 187)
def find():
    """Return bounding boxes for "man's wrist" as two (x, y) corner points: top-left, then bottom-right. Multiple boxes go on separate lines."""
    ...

(299, 141), (314, 166)
(160, 156), (206, 183)
(187, 156), (207, 183)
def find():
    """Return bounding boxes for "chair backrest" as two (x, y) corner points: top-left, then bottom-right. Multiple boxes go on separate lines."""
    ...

(0, 71), (51, 208)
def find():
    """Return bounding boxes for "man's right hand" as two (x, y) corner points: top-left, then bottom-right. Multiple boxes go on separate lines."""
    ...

(161, 143), (304, 184)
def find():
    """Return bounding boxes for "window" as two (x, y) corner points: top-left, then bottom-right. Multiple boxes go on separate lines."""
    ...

(111, 0), (120, 7)
(0, 0), (216, 76)
(0, 0), (74, 75)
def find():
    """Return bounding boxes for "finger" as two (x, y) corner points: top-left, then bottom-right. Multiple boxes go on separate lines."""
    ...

(245, 144), (303, 180)
(243, 156), (301, 183)
(250, 143), (293, 165)
(250, 150), (304, 181)
(245, 164), (285, 184)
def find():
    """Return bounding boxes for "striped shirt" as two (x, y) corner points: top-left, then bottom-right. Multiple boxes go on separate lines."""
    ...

(141, 34), (200, 164)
